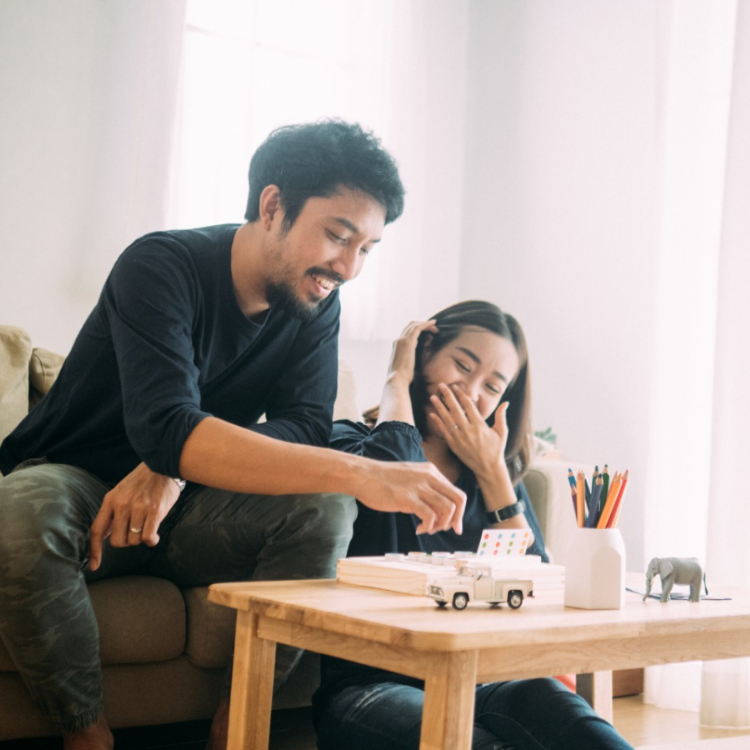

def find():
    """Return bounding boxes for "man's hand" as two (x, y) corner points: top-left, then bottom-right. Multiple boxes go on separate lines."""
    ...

(89, 463), (181, 571)
(355, 459), (467, 535)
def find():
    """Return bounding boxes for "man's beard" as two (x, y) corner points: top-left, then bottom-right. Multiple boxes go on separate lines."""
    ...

(266, 276), (323, 322)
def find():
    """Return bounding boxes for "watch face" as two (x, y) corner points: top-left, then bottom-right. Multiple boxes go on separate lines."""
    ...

(494, 501), (524, 521)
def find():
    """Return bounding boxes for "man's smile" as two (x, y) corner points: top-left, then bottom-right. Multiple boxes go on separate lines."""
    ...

(308, 270), (343, 295)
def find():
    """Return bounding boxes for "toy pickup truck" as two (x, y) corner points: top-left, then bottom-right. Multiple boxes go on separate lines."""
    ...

(426, 563), (534, 610)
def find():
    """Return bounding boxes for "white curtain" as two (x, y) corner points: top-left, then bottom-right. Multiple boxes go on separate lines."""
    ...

(700, 0), (750, 727)
(643, 0), (750, 727)
(0, 0), (187, 352)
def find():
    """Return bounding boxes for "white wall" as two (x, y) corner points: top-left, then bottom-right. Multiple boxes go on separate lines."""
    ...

(0, 0), (185, 352)
(460, 0), (663, 566)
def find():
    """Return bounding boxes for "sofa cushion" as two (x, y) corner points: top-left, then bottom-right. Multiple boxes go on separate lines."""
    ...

(93, 576), (187, 665)
(28, 347), (65, 410)
(0, 325), (32, 448)
(183, 587), (235, 669)
(0, 576), (187, 671)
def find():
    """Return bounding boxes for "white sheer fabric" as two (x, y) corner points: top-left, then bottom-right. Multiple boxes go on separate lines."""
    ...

(643, 0), (750, 727)
(0, 0), (187, 352)
(699, 0), (750, 728)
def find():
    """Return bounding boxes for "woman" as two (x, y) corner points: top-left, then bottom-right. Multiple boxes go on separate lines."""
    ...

(313, 300), (634, 750)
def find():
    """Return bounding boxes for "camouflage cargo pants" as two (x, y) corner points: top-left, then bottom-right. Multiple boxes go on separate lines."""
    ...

(0, 461), (356, 733)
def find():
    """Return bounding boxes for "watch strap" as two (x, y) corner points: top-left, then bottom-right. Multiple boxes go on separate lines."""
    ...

(486, 500), (525, 524)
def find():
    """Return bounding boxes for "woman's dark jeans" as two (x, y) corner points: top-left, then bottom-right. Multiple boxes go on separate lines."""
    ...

(315, 676), (635, 750)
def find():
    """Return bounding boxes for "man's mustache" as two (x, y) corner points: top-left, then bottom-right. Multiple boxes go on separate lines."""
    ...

(308, 268), (344, 287)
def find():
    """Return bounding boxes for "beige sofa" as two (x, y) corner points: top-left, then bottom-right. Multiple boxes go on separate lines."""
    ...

(0, 324), (563, 741)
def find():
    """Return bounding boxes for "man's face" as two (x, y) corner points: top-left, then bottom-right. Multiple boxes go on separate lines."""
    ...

(265, 188), (386, 321)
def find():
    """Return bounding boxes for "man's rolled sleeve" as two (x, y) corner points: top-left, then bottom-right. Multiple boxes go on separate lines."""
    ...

(331, 420), (427, 463)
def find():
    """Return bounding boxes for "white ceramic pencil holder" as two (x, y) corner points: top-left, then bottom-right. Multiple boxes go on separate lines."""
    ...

(564, 527), (625, 610)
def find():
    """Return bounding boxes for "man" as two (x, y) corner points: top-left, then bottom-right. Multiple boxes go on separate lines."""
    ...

(0, 121), (466, 750)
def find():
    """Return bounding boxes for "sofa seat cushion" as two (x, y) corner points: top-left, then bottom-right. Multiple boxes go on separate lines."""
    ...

(0, 325), (32, 447)
(183, 587), (235, 669)
(93, 576), (187, 665)
(0, 575), (186, 671)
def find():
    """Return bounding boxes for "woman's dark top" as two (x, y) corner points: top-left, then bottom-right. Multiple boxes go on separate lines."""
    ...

(312, 419), (549, 720)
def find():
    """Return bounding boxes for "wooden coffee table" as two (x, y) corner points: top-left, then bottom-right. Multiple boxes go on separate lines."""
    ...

(208, 575), (750, 750)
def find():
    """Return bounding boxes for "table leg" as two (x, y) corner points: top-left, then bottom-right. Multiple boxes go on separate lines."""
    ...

(576, 670), (613, 723)
(227, 610), (276, 750)
(419, 650), (478, 750)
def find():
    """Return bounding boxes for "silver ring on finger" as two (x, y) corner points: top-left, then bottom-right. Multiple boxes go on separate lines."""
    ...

(450, 424), (460, 432)
(129, 526), (143, 534)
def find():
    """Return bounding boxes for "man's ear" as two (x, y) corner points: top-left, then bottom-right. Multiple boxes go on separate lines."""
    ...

(258, 185), (283, 230)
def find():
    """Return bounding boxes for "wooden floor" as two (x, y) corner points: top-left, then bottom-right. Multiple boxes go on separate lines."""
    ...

(267, 698), (750, 750)
(613, 696), (750, 748)
(4, 696), (750, 749)
(164, 697), (750, 750)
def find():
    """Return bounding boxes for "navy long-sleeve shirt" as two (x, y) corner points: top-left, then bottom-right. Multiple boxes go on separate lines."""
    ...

(0, 224), (340, 483)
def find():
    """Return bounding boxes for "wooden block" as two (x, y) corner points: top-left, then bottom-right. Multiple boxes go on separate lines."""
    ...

(227, 610), (275, 750)
(577, 671), (613, 722)
(421, 651), (478, 750)
(337, 555), (565, 597)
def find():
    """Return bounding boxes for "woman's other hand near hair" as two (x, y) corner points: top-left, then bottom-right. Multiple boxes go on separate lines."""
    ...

(377, 319), (438, 425)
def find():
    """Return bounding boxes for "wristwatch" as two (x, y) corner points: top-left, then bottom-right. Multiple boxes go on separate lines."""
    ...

(486, 500), (525, 524)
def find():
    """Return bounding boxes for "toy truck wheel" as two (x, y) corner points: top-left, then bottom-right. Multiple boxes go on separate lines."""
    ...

(507, 590), (524, 609)
(452, 593), (469, 610)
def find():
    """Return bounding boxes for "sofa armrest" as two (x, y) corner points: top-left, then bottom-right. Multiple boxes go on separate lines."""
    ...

(0, 325), (33, 447)
(28, 347), (65, 410)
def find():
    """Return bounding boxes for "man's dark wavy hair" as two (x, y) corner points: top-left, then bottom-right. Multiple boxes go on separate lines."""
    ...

(244, 120), (405, 229)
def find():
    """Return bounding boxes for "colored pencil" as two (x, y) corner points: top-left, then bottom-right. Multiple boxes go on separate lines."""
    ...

(576, 470), (585, 528)
(597, 471), (622, 529)
(567, 469), (578, 514)
(586, 476), (603, 527)
(600, 465), (610, 514)
(608, 469), (629, 528)
(567, 465), (630, 529)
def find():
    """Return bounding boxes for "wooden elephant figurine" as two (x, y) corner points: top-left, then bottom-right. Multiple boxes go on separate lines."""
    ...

(643, 557), (707, 602)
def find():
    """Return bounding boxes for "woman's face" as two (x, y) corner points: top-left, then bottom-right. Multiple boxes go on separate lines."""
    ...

(421, 325), (520, 427)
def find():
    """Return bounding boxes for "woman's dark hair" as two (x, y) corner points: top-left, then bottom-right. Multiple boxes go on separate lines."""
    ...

(244, 119), (405, 228)
(364, 300), (532, 483)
